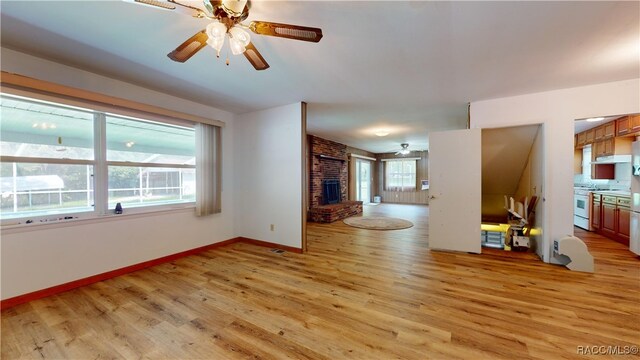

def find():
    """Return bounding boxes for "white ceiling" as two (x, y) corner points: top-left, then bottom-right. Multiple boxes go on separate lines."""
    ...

(1, 1), (638, 153)
(574, 115), (624, 134)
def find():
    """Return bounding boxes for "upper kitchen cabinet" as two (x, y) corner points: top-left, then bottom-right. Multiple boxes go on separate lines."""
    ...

(616, 116), (630, 136)
(585, 128), (595, 144)
(576, 132), (586, 148)
(615, 114), (640, 137)
(604, 122), (615, 138)
(594, 125), (605, 140)
(594, 121), (616, 141)
(631, 114), (640, 133)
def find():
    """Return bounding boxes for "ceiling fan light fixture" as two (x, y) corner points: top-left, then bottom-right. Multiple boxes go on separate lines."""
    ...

(228, 27), (250, 55)
(221, 0), (248, 17)
(229, 27), (250, 45)
(229, 37), (246, 55)
(207, 36), (225, 55)
(375, 130), (389, 137)
(206, 21), (228, 55)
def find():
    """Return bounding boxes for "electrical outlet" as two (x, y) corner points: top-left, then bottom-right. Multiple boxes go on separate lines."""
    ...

(270, 224), (275, 231)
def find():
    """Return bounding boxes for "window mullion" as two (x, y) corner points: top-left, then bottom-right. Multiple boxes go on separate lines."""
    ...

(94, 112), (108, 215)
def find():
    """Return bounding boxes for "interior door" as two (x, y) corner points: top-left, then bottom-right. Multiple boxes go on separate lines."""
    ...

(428, 128), (481, 253)
(356, 159), (371, 204)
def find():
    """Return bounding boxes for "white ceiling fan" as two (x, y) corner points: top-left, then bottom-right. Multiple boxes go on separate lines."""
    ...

(395, 143), (411, 155)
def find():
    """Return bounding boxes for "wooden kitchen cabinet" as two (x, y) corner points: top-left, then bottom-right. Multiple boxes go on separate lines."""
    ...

(574, 149), (582, 174)
(593, 136), (632, 158)
(604, 137), (614, 155)
(616, 116), (630, 136)
(603, 121), (615, 138)
(594, 194), (631, 246)
(617, 206), (630, 245)
(631, 114), (640, 133)
(591, 194), (601, 230)
(577, 132), (586, 148)
(585, 129), (595, 144)
(601, 201), (617, 238)
(594, 125), (605, 141)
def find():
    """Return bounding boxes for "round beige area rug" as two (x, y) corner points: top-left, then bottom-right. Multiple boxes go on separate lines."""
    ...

(343, 216), (413, 230)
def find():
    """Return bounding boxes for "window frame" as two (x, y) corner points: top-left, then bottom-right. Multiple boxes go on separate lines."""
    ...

(0, 93), (198, 226)
(383, 158), (419, 192)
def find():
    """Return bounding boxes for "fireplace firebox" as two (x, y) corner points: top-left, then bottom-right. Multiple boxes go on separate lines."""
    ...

(323, 179), (340, 205)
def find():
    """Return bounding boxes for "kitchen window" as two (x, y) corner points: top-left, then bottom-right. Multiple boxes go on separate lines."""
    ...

(0, 93), (199, 223)
(384, 159), (417, 191)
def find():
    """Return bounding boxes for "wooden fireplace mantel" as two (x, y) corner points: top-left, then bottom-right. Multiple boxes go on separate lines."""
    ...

(317, 154), (346, 162)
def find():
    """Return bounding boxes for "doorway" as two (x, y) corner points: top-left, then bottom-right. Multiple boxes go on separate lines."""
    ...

(355, 159), (371, 204)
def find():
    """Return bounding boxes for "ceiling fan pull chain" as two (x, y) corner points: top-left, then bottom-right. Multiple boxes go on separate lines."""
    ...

(225, 41), (230, 66)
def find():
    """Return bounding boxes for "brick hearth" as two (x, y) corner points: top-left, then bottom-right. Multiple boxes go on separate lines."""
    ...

(308, 201), (363, 223)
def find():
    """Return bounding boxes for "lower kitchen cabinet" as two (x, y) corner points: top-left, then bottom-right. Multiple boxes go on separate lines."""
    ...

(592, 194), (631, 246)
(617, 206), (630, 246)
(591, 196), (601, 230)
(601, 202), (617, 238)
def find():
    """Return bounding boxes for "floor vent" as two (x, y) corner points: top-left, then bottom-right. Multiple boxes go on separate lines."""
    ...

(270, 248), (285, 254)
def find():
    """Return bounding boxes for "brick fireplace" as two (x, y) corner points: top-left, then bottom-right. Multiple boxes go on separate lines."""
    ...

(308, 135), (362, 222)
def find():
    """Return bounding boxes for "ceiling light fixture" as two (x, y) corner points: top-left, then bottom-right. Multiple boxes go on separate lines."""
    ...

(586, 117), (605, 122)
(125, 141), (135, 148)
(396, 143), (410, 155)
(31, 123), (56, 129)
(205, 20), (251, 64)
(375, 130), (389, 137)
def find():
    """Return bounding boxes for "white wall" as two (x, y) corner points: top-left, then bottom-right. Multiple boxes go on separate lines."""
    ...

(471, 78), (640, 263)
(234, 104), (303, 249)
(1, 49), (237, 300)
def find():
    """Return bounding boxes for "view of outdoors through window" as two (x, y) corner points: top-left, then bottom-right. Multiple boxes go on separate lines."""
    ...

(385, 159), (417, 191)
(0, 94), (196, 221)
(106, 115), (196, 209)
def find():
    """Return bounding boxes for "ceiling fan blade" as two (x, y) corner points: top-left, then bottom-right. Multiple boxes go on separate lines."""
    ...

(123, 0), (210, 18)
(249, 21), (323, 43)
(167, 30), (208, 62)
(243, 42), (270, 71)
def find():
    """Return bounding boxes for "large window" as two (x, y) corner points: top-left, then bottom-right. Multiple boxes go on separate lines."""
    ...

(384, 159), (417, 191)
(106, 115), (195, 209)
(0, 93), (196, 221)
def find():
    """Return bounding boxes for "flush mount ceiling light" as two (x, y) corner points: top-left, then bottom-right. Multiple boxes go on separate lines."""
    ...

(126, 0), (323, 70)
(375, 130), (389, 137)
(586, 117), (605, 122)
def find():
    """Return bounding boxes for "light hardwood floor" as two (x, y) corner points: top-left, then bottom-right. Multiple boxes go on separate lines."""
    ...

(2, 204), (639, 359)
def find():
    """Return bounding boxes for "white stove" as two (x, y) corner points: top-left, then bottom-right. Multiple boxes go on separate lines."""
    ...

(574, 188), (591, 230)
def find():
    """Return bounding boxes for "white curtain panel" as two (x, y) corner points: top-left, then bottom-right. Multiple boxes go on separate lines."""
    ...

(195, 123), (221, 216)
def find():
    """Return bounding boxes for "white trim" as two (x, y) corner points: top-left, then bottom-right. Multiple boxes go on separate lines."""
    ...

(107, 161), (195, 169)
(380, 157), (421, 162)
(0, 156), (94, 166)
(94, 112), (108, 215)
(349, 153), (376, 161)
(0, 205), (195, 234)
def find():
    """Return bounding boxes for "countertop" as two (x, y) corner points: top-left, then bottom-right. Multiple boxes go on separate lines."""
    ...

(591, 190), (631, 197)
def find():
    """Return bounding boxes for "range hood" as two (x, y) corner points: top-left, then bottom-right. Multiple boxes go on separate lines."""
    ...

(591, 155), (631, 164)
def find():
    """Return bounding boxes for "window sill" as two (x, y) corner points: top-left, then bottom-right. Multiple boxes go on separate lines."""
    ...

(1, 204), (196, 235)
